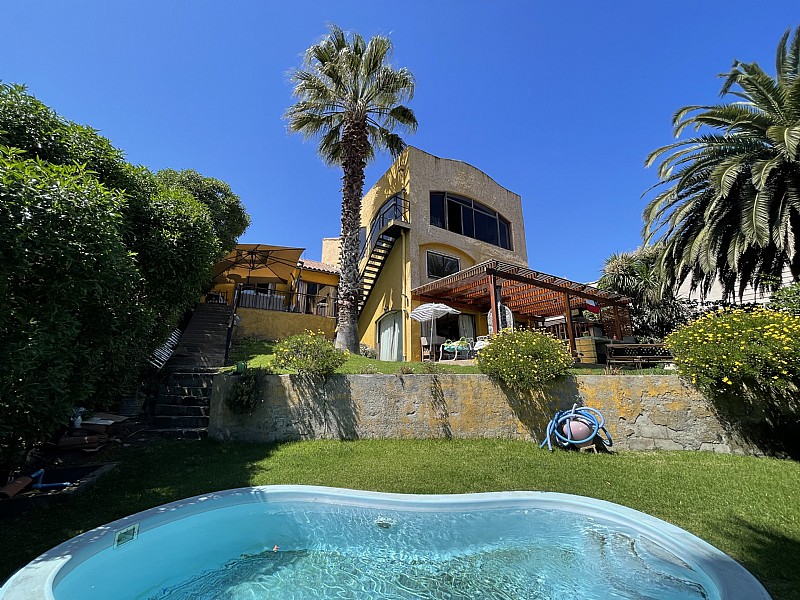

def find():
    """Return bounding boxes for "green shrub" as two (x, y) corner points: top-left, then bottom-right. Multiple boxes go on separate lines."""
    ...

(0, 153), (145, 477)
(666, 307), (800, 396)
(769, 282), (800, 316)
(475, 329), (573, 391)
(0, 83), (251, 479)
(272, 331), (347, 377)
(225, 368), (269, 415)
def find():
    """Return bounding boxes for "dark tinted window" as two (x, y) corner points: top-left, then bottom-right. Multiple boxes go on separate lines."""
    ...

(427, 251), (460, 279)
(447, 199), (462, 235)
(474, 211), (499, 245)
(430, 193), (445, 228)
(428, 192), (512, 250)
(498, 219), (510, 249)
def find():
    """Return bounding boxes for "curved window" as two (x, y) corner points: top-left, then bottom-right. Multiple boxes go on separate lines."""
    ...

(429, 192), (512, 250)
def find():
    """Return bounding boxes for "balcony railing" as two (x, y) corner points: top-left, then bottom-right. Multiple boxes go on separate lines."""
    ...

(236, 285), (337, 318)
(359, 192), (410, 260)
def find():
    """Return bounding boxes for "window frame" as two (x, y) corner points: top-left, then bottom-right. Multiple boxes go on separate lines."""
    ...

(426, 250), (461, 280)
(429, 192), (513, 250)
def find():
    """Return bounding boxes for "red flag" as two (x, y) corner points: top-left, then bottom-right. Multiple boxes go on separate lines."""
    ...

(585, 299), (600, 314)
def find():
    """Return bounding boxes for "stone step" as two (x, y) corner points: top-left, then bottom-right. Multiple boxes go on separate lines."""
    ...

(157, 393), (210, 407)
(152, 415), (209, 429)
(148, 428), (209, 440)
(164, 385), (212, 398)
(154, 404), (208, 417)
(167, 372), (216, 387)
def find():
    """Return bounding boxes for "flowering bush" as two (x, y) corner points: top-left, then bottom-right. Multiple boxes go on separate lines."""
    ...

(665, 307), (800, 397)
(272, 331), (347, 377)
(770, 282), (800, 316)
(475, 329), (573, 391)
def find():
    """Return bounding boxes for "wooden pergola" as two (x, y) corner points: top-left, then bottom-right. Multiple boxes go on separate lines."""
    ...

(411, 260), (633, 351)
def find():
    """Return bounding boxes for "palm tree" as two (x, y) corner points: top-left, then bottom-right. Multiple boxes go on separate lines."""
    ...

(643, 26), (800, 300)
(598, 245), (691, 340)
(286, 24), (417, 353)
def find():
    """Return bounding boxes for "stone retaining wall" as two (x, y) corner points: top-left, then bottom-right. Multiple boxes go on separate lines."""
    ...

(209, 374), (758, 454)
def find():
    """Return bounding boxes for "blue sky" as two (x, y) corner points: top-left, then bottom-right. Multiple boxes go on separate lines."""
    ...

(4, 2), (797, 282)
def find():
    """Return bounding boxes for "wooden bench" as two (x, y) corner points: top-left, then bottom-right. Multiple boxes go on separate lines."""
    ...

(606, 343), (672, 368)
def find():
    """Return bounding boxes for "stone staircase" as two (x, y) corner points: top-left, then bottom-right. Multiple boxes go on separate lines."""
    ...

(150, 302), (232, 439)
(167, 302), (233, 370)
(150, 371), (214, 439)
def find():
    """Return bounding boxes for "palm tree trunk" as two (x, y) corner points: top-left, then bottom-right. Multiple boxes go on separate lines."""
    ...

(335, 115), (369, 353)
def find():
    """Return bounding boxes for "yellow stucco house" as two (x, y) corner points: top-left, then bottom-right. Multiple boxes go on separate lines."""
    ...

(211, 147), (632, 359)
(347, 147), (631, 361)
(346, 147), (528, 361)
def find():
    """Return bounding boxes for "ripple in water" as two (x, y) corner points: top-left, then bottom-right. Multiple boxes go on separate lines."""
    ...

(149, 531), (710, 600)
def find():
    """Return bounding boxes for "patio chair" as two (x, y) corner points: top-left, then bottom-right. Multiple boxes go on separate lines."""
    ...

(439, 338), (473, 361)
(421, 335), (446, 361)
(473, 335), (490, 353)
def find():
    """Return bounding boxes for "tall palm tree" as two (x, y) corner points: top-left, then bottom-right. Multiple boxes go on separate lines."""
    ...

(286, 24), (417, 353)
(643, 26), (800, 299)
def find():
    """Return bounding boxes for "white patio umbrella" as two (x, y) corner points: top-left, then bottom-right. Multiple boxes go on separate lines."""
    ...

(410, 303), (460, 360)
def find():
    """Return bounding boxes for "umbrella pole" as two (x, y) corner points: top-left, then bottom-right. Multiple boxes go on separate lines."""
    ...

(432, 318), (437, 362)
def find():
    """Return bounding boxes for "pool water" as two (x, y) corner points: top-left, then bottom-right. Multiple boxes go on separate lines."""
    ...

(2, 487), (770, 600)
(60, 502), (713, 600)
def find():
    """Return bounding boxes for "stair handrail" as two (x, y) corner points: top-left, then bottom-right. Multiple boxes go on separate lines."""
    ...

(359, 192), (409, 261)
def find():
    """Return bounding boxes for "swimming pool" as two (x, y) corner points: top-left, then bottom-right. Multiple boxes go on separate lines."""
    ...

(0, 486), (771, 599)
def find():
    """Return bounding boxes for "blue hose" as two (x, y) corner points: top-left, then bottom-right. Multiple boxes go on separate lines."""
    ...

(540, 404), (612, 451)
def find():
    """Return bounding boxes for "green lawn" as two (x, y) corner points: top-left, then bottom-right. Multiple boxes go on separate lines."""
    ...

(1, 440), (798, 599)
(227, 338), (672, 375)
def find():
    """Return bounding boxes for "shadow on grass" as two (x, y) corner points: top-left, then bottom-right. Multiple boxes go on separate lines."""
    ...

(716, 516), (800, 600)
(0, 440), (281, 586)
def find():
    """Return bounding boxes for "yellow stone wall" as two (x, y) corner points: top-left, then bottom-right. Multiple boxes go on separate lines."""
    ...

(210, 374), (757, 455)
(235, 307), (335, 341)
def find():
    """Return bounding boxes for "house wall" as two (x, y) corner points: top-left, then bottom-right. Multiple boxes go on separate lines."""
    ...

(677, 266), (794, 304)
(405, 147), (527, 290)
(321, 238), (341, 267)
(235, 307), (335, 341)
(357, 147), (529, 361)
(209, 374), (759, 455)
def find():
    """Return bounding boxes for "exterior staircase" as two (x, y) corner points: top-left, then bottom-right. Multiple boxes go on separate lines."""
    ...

(150, 302), (232, 439)
(358, 194), (410, 312)
(359, 231), (401, 311)
(167, 302), (233, 370)
(150, 371), (214, 439)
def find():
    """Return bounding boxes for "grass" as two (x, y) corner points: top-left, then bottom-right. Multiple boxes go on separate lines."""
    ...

(1, 440), (798, 599)
(227, 338), (674, 376)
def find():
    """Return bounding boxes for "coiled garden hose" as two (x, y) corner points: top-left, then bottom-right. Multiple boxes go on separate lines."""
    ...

(540, 404), (613, 451)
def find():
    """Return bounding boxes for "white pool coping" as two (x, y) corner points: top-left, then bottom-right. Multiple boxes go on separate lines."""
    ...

(0, 485), (772, 599)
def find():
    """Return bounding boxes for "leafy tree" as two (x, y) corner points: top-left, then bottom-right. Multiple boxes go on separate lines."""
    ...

(598, 245), (692, 341)
(286, 24), (417, 352)
(156, 169), (249, 255)
(644, 27), (800, 300)
(0, 84), (250, 478)
(0, 151), (145, 477)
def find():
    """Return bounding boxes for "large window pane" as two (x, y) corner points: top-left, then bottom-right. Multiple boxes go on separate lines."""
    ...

(474, 211), (499, 245)
(462, 205), (475, 238)
(447, 198), (463, 234)
(427, 251), (460, 279)
(499, 219), (510, 249)
(430, 193), (445, 228)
